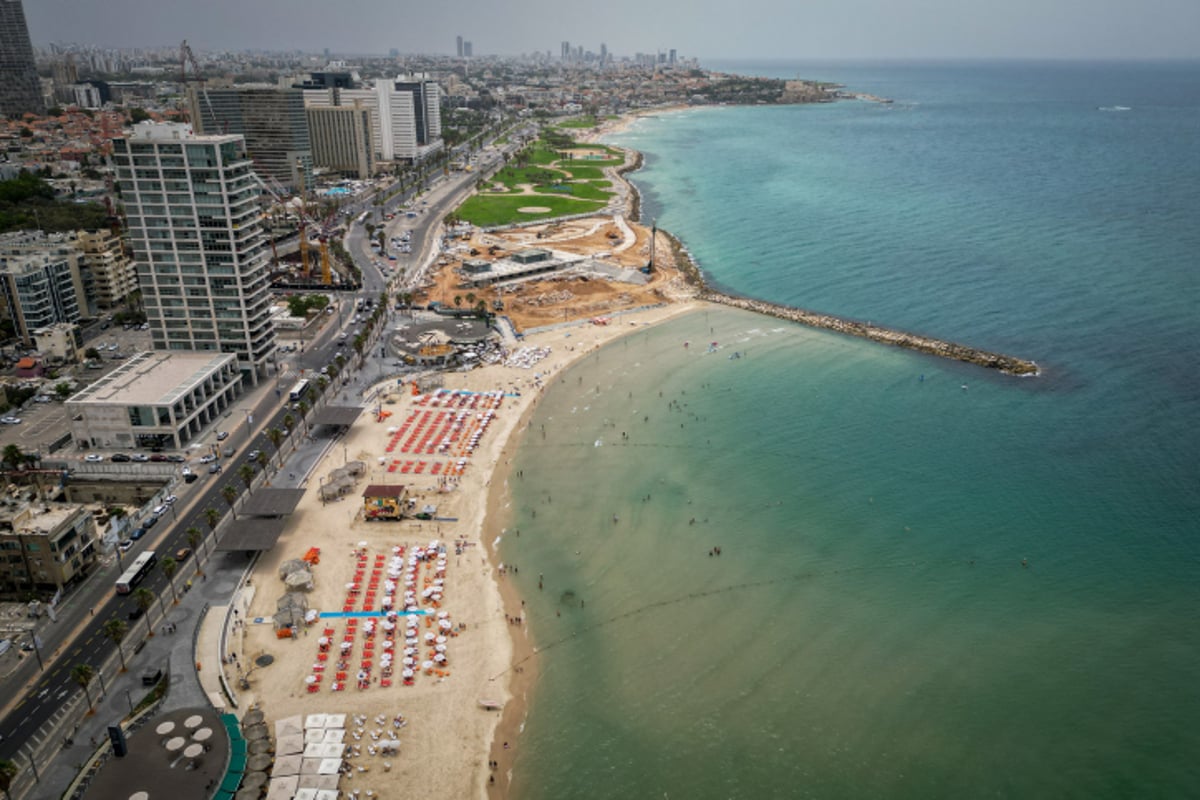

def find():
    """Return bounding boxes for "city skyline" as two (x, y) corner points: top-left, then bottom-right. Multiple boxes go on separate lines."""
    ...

(23, 0), (1200, 61)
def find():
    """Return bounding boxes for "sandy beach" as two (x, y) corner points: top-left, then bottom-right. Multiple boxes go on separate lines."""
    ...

(223, 108), (703, 798)
(233, 299), (697, 800)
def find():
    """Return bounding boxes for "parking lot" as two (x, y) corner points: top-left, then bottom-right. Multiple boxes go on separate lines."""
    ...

(0, 323), (154, 458)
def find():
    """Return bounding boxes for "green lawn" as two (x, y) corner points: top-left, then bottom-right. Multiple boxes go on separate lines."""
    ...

(558, 163), (612, 180)
(456, 194), (608, 227)
(545, 181), (611, 201)
(491, 165), (570, 192)
(557, 116), (601, 129)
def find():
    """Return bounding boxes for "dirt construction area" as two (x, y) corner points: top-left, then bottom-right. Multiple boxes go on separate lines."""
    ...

(415, 216), (698, 332)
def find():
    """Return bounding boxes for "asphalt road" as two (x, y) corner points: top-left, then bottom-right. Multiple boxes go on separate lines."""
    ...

(0, 124), (524, 760)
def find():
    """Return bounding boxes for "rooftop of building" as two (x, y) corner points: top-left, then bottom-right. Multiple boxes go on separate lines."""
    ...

(67, 350), (238, 407)
(0, 502), (87, 536)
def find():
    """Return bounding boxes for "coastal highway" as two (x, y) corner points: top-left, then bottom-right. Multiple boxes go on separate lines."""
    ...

(0, 303), (356, 762)
(0, 126), (524, 761)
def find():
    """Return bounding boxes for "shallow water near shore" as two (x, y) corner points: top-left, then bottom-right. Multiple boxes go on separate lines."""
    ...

(500, 61), (1200, 798)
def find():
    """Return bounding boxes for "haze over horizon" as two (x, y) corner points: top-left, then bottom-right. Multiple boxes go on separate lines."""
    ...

(24, 0), (1200, 62)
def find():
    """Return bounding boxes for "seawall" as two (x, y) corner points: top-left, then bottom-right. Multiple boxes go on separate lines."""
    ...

(698, 290), (1040, 376)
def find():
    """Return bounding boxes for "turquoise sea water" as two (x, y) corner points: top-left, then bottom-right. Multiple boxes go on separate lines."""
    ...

(499, 62), (1200, 798)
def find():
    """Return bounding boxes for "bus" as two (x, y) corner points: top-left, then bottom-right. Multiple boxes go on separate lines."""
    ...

(288, 379), (311, 402)
(116, 551), (157, 594)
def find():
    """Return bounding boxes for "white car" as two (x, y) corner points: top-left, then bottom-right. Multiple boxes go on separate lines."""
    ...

(163, 495), (178, 505)
(152, 504), (167, 516)
(0, 416), (20, 425)
(84, 454), (104, 462)
(199, 454), (217, 464)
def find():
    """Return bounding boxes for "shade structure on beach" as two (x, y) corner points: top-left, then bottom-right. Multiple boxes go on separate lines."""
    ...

(304, 728), (325, 744)
(192, 727), (214, 742)
(305, 675), (317, 685)
(275, 715), (303, 738)
(248, 739), (272, 755)
(247, 753), (273, 771)
(325, 713), (346, 728)
(303, 743), (325, 758)
(300, 757), (323, 775)
(242, 771), (269, 790)
(165, 736), (186, 752)
(273, 754), (303, 776)
(267, 775), (300, 800)
(277, 734), (304, 756)
(296, 774), (339, 791)
(243, 709), (265, 726)
(318, 758), (341, 775)
(183, 743), (204, 759)
(184, 714), (203, 729)
(321, 729), (344, 743)
(155, 721), (176, 736)
(402, 668), (414, 679)
(304, 713), (327, 729)
(315, 790), (339, 800)
(295, 789), (318, 800)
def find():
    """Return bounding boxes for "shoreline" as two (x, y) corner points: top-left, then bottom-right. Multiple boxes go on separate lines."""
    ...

(469, 300), (701, 798)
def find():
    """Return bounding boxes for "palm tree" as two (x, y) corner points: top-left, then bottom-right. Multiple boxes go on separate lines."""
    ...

(1, 444), (23, 471)
(161, 556), (179, 604)
(266, 427), (284, 467)
(203, 507), (221, 534)
(255, 451), (269, 473)
(186, 526), (205, 570)
(453, 294), (462, 308)
(0, 758), (19, 800)
(221, 484), (239, 511)
(465, 292), (476, 308)
(101, 617), (129, 672)
(71, 663), (96, 714)
(132, 588), (155, 639)
(237, 465), (255, 492)
(283, 413), (296, 437)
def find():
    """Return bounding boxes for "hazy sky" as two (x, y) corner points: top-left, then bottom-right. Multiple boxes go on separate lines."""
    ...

(24, 0), (1200, 61)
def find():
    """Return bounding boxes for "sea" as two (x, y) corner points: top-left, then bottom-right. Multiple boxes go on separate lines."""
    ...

(498, 61), (1200, 799)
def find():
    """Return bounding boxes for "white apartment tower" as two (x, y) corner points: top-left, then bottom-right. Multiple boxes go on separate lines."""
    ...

(332, 75), (443, 164)
(111, 123), (275, 384)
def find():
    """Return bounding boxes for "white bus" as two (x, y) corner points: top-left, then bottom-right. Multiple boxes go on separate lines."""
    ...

(288, 379), (311, 402)
(116, 551), (157, 594)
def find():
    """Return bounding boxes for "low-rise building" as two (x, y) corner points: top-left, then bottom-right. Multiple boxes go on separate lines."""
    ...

(32, 322), (84, 364)
(0, 501), (98, 601)
(67, 350), (243, 450)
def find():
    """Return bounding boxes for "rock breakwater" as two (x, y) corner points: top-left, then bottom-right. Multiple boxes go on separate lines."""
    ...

(699, 291), (1040, 376)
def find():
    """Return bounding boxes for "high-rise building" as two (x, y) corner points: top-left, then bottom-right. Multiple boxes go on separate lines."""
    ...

(0, 231), (90, 344)
(0, 0), (44, 116)
(463, 41), (473, 58)
(307, 102), (374, 178)
(112, 123), (276, 385)
(337, 75), (442, 164)
(600, 43), (607, 63)
(188, 86), (313, 192)
(561, 41), (571, 61)
(456, 35), (463, 58)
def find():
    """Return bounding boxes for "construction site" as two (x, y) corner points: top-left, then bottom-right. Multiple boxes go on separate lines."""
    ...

(413, 214), (698, 333)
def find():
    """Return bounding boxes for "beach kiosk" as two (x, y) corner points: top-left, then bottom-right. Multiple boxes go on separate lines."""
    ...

(363, 484), (409, 521)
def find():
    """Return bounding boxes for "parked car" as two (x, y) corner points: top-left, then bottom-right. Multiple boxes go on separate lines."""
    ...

(128, 607), (144, 620)
(174, 548), (192, 563)
(167, 454), (186, 463)
(163, 495), (178, 505)
(131, 453), (150, 462)
(149, 454), (168, 462)
(129, 527), (147, 541)
(216, 431), (229, 441)
(0, 416), (21, 425)
(84, 454), (104, 463)
(110, 453), (131, 462)
(208, 463), (222, 474)
(247, 450), (261, 461)
(152, 504), (167, 516)
(118, 539), (134, 552)
(199, 454), (216, 464)
(143, 515), (159, 529)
